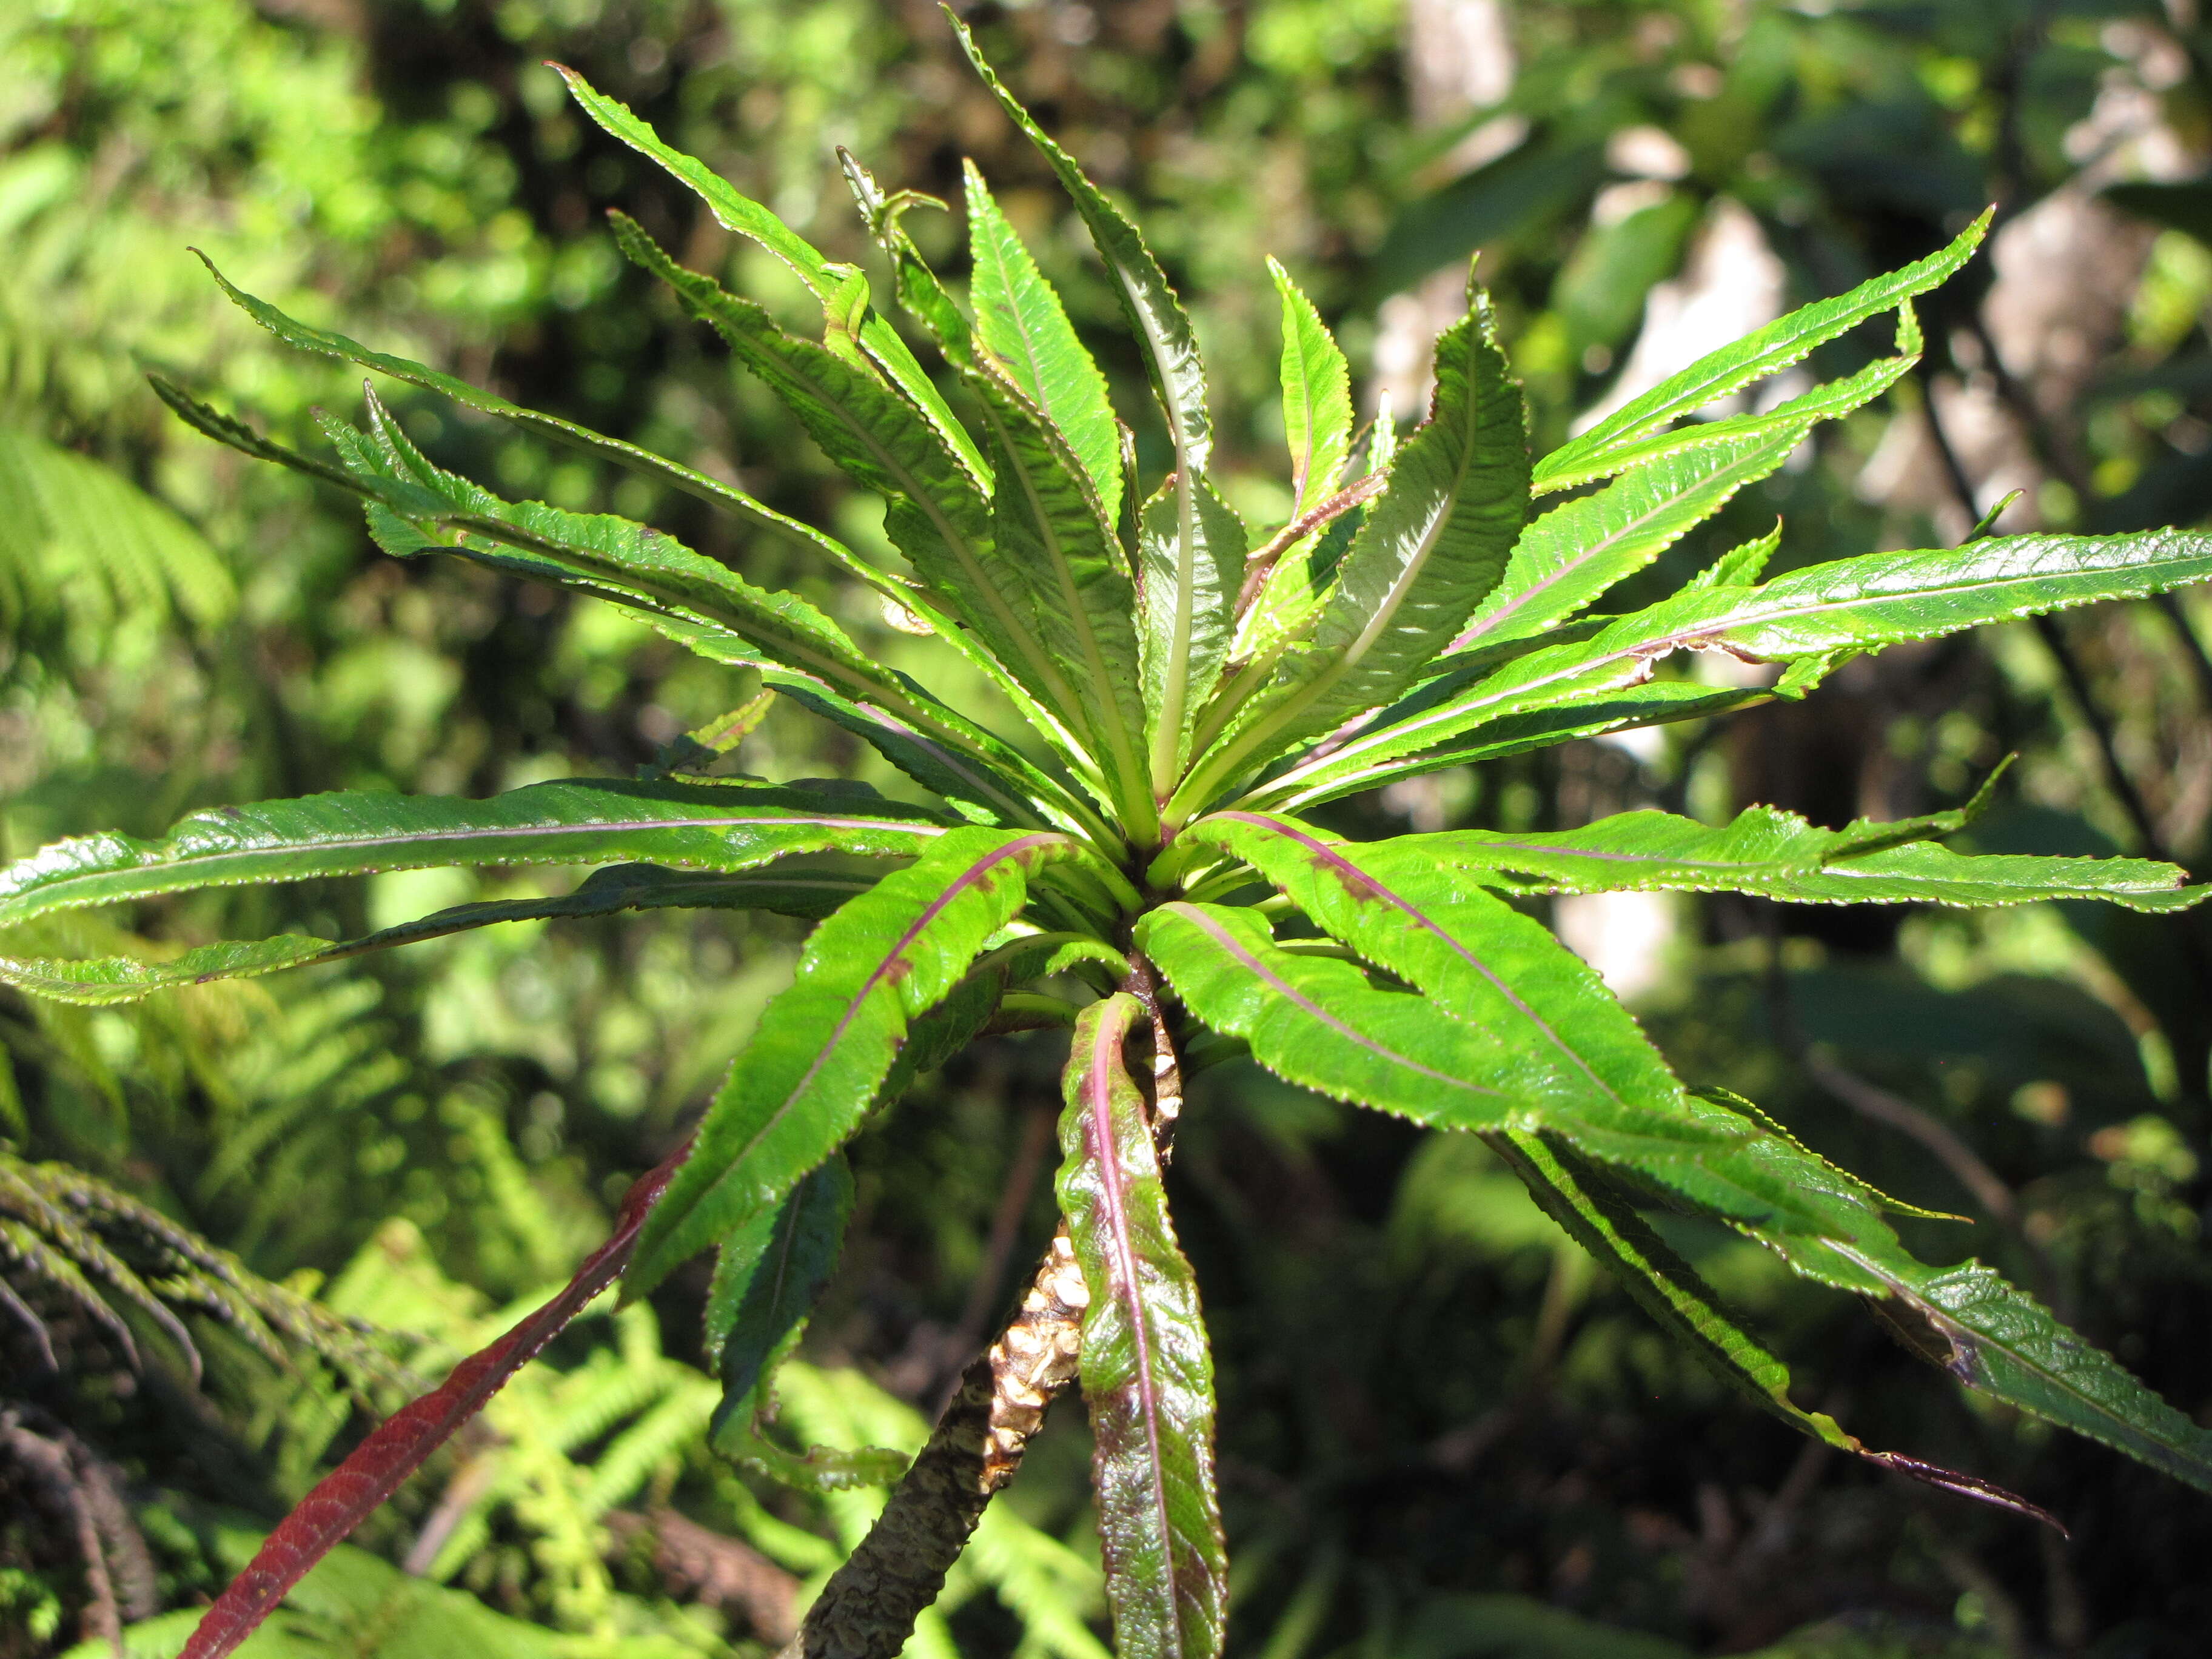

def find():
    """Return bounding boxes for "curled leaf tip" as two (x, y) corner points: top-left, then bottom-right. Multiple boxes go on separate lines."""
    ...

(1862, 1449), (2069, 1537)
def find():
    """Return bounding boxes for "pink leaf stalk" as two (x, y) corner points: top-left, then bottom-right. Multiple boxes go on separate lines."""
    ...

(179, 1141), (690, 1659)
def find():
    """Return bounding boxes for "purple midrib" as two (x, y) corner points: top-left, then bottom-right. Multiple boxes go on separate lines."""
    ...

(692, 833), (1063, 1235)
(1084, 1000), (1184, 1644)
(1213, 813), (1622, 1104)
(1165, 903), (1497, 1098)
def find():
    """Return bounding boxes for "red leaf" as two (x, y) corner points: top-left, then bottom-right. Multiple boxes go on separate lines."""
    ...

(179, 1142), (690, 1659)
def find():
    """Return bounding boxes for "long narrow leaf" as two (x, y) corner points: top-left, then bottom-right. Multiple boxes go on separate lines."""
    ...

(950, 14), (1208, 478)
(1139, 475), (1249, 780)
(0, 858), (891, 1006)
(1262, 528), (2212, 800)
(191, 255), (890, 592)
(1450, 421), (1809, 653)
(1058, 995), (1227, 1659)
(706, 1155), (854, 1446)
(178, 1144), (689, 1659)
(1161, 816), (2212, 1491)
(609, 216), (1105, 760)
(1544, 329), (1916, 497)
(967, 161), (1124, 527)
(628, 828), (1074, 1295)
(1537, 212), (1987, 491)
(1487, 1130), (2063, 1528)
(1409, 804), (2202, 911)
(0, 779), (940, 929)
(554, 67), (990, 489)
(947, 13), (1222, 791)
(1259, 678), (1779, 814)
(1269, 258), (1353, 523)
(1174, 278), (1526, 817)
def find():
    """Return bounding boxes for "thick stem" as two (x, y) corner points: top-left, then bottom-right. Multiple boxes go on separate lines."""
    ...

(789, 1231), (1088, 1659)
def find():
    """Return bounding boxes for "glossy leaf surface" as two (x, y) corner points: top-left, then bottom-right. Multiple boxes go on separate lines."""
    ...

(1058, 996), (1227, 1659)
(554, 67), (990, 488)
(1273, 528), (2212, 796)
(1451, 421), (1809, 652)
(967, 161), (1124, 527)
(1139, 476), (1248, 780)
(1409, 804), (2203, 910)
(1537, 212), (1986, 491)
(0, 858), (891, 1005)
(1269, 257), (1353, 522)
(1179, 280), (1526, 810)
(0, 780), (940, 930)
(629, 828), (1071, 1296)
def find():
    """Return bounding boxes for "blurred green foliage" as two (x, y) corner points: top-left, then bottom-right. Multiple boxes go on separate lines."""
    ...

(4, 1), (2212, 1656)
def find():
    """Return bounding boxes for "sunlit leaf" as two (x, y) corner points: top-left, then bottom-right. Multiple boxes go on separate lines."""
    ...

(1057, 995), (1227, 1659)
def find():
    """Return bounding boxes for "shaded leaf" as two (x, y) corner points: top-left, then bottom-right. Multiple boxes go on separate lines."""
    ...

(190, 255), (882, 590)
(707, 1155), (854, 1446)
(951, 12), (1209, 474)
(1057, 995), (1227, 1659)
(609, 215), (1111, 765)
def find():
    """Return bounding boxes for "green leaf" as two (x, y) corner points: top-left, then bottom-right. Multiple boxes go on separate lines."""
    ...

(627, 828), (1073, 1296)
(1258, 679), (1777, 814)
(1057, 995), (1227, 1659)
(1450, 422), (1809, 654)
(949, 12), (1222, 789)
(951, 13), (1209, 477)
(1536, 212), (1988, 491)
(1485, 1130), (1856, 1451)
(1149, 822), (2212, 1489)
(1222, 502), (1362, 677)
(609, 216), (1111, 763)
(553, 67), (991, 489)
(966, 161), (1124, 528)
(0, 779), (941, 932)
(317, 389), (1083, 839)
(1174, 276), (1527, 817)
(1139, 475), (1249, 781)
(1410, 803), (2204, 911)
(1268, 258), (1353, 523)
(1149, 820), (1855, 1232)
(1848, 1256), (2212, 1494)
(189, 255), (886, 593)
(1266, 528), (2212, 800)
(977, 398), (1155, 834)
(1542, 337), (1917, 499)
(1689, 519), (1783, 591)
(0, 857), (892, 1005)
(706, 1154), (854, 1447)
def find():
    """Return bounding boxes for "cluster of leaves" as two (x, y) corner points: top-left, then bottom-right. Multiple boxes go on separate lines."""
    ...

(12, 3), (2212, 1657)
(5, 15), (2212, 1658)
